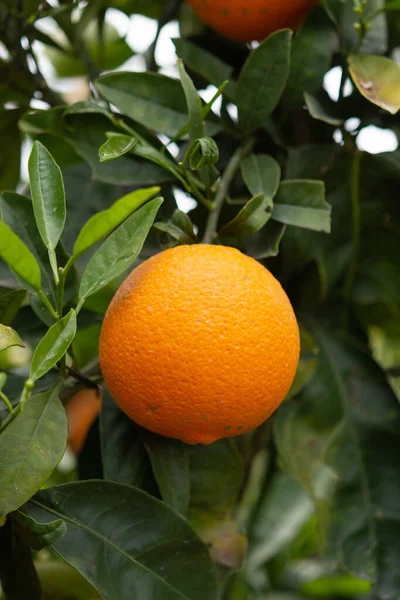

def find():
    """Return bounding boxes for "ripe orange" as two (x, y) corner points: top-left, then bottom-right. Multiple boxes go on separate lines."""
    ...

(99, 245), (299, 445)
(186, 0), (318, 42)
(66, 388), (102, 454)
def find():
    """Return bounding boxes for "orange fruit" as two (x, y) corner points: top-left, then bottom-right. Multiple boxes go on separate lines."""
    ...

(66, 388), (102, 454)
(186, 0), (318, 42)
(99, 245), (299, 445)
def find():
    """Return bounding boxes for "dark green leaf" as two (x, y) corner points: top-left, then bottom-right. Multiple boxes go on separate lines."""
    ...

(96, 71), (221, 138)
(173, 38), (236, 101)
(283, 13), (336, 107)
(237, 30), (292, 132)
(0, 221), (41, 293)
(275, 327), (400, 597)
(99, 134), (138, 163)
(241, 154), (281, 199)
(28, 141), (66, 251)
(20, 108), (173, 187)
(219, 194), (273, 241)
(178, 59), (204, 143)
(188, 137), (219, 170)
(73, 186), (160, 258)
(132, 139), (184, 181)
(13, 510), (66, 550)
(154, 221), (197, 245)
(305, 91), (344, 126)
(26, 481), (218, 600)
(0, 289), (26, 326)
(245, 221), (286, 260)
(139, 429), (190, 515)
(0, 192), (56, 302)
(0, 324), (24, 352)
(272, 180), (331, 232)
(247, 472), (314, 571)
(0, 386), (67, 516)
(30, 309), (77, 382)
(154, 209), (198, 245)
(189, 440), (243, 513)
(100, 389), (155, 491)
(78, 197), (163, 307)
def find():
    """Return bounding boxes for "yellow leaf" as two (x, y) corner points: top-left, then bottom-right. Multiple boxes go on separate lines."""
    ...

(348, 54), (400, 115)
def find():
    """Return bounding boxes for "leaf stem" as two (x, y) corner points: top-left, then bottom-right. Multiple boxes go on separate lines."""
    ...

(0, 390), (14, 414)
(38, 291), (59, 321)
(202, 139), (255, 244)
(57, 268), (66, 319)
(344, 151), (362, 300)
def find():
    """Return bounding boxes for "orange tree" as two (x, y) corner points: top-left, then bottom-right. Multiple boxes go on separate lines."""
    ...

(1, 1), (400, 599)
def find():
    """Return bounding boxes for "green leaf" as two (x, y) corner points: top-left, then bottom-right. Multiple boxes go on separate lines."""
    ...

(28, 141), (66, 251)
(72, 323), (102, 370)
(237, 30), (292, 132)
(189, 440), (243, 513)
(96, 71), (221, 138)
(348, 54), (400, 114)
(272, 180), (331, 232)
(247, 472), (314, 571)
(304, 92), (344, 126)
(0, 324), (24, 352)
(0, 289), (26, 326)
(0, 386), (67, 516)
(139, 429), (190, 515)
(26, 481), (218, 600)
(100, 389), (155, 491)
(154, 209), (198, 245)
(245, 221), (286, 260)
(78, 197), (163, 307)
(283, 13), (336, 107)
(20, 108), (173, 187)
(178, 59), (204, 143)
(241, 154), (281, 199)
(188, 137), (219, 170)
(73, 186), (160, 258)
(30, 309), (77, 382)
(300, 573), (371, 596)
(276, 327), (400, 596)
(13, 510), (66, 550)
(0, 192), (56, 302)
(132, 139), (185, 182)
(154, 222), (197, 245)
(173, 38), (236, 101)
(219, 194), (273, 241)
(0, 221), (41, 293)
(0, 373), (6, 391)
(98, 134), (138, 163)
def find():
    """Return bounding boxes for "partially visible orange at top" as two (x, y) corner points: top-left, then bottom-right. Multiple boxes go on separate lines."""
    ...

(186, 0), (318, 42)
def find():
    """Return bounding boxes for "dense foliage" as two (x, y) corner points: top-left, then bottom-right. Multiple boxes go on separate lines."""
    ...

(1, 0), (400, 599)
